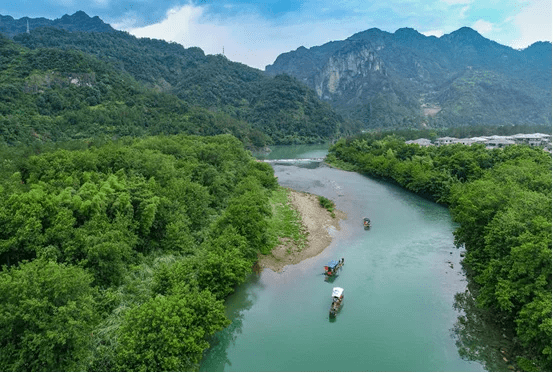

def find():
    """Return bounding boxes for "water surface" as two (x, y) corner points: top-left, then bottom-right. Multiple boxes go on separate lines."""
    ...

(201, 145), (488, 371)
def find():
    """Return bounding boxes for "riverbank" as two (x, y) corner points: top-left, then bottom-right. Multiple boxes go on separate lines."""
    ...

(257, 189), (346, 272)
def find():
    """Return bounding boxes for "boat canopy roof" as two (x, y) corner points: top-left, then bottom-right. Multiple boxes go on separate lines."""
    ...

(327, 260), (340, 268)
(332, 287), (344, 298)
(363, 217), (370, 222)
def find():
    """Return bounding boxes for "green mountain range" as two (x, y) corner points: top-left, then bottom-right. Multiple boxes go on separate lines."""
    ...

(1, 12), (345, 146)
(0, 34), (278, 146)
(1, 11), (550, 146)
(266, 27), (552, 129)
(0, 10), (115, 36)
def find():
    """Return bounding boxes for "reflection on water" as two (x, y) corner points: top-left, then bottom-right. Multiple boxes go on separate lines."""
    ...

(252, 143), (329, 160)
(200, 273), (262, 372)
(451, 287), (517, 372)
(201, 145), (512, 372)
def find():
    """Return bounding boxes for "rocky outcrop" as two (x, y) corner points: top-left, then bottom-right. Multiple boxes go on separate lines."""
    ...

(266, 27), (552, 128)
(314, 45), (386, 98)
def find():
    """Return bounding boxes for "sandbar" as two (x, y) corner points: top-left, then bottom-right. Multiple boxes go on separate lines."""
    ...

(256, 189), (346, 272)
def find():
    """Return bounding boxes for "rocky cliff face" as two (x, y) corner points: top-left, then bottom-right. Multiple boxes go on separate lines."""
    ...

(266, 27), (552, 128)
(314, 44), (385, 98)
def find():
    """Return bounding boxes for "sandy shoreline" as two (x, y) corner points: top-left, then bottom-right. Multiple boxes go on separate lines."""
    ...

(256, 189), (347, 272)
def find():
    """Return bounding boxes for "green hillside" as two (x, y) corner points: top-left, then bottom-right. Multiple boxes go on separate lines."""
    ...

(12, 25), (346, 144)
(0, 35), (269, 146)
(267, 27), (552, 130)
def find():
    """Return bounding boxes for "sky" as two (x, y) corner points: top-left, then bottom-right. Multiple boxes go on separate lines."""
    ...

(2, 0), (551, 70)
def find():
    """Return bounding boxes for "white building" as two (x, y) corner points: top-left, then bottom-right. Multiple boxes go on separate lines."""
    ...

(435, 136), (456, 146)
(485, 137), (516, 148)
(408, 133), (551, 150)
(511, 133), (552, 147)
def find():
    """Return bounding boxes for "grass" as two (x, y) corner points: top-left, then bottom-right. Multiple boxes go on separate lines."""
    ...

(324, 155), (359, 172)
(265, 186), (308, 255)
(318, 195), (336, 218)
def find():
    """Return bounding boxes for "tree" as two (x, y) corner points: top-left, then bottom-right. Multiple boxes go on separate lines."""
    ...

(0, 259), (98, 371)
(115, 289), (229, 371)
(212, 177), (272, 257)
(195, 228), (253, 299)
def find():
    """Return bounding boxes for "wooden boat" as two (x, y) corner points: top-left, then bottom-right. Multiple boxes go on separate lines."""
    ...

(329, 287), (344, 318)
(324, 258), (344, 280)
(363, 217), (371, 230)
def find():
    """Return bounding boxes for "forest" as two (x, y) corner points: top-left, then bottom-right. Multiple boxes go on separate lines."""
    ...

(1, 13), (551, 372)
(0, 34), (276, 148)
(11, 27), (348, 144)
(0, 134), (310, 371)
(326, 134), (552, 371)
(0, 32), (346, 147)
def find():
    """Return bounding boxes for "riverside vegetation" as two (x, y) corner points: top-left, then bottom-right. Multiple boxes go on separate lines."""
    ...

(0, 134), (311, 371)
(326, 133), (552, 371)
(1, 11), (551, 372)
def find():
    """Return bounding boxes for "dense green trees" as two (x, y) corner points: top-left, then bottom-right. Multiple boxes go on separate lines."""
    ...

(327, 134), (552, 370)
(115, 289), (228, 371)
(0, 134), (281, 371)
(0, 260), (98, 371)
(10, 27), (346, 144)
(0, 34), (296, 147)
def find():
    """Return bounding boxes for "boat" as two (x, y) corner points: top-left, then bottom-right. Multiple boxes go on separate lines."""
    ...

(329, 287), (344, 318)
(324, 258), (344, 280)
(363, 217), (371, 230)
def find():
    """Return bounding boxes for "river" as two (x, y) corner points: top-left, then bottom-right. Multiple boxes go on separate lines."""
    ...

(201, 144), (506, 372)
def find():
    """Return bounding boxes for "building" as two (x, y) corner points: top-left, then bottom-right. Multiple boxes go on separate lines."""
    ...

(511, 133), (552, 147)
(407, 133), (551, 150)
(485, 137), (516, 148)
(435, 136), (456, 146)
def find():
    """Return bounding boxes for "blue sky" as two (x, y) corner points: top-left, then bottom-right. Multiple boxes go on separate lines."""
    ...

(2, 1), (551, 69)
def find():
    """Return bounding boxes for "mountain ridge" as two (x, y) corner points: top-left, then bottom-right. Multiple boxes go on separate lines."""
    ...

(266, 26), (552, 129)
(1, 12), (347, 145)
(0, 11), (115, 36)
(2, 12), (551, 132)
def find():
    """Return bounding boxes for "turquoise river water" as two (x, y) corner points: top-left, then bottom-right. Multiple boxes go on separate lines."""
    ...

(200, 144), (507, 372)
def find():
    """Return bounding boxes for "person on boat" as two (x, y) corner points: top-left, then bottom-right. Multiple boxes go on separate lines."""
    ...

(341, 257), (344, 264)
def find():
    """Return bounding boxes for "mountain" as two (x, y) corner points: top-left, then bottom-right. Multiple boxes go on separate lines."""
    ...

(266, 27), (552, 129)
(0, 34), (272, 146)
(0, 11), (115, 37)
(3, 12), (347, 144)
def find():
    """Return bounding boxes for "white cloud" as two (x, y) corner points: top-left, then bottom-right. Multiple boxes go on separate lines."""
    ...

(50, 0), (75, 6)
(125, 3), (371, 70)
(459, 5), (471, 18)
(422, 29), (444, 37)
(110, 12), (139, 30)
(510, 0), (552, 48)
(117, 0), (551, 68)
(472, 19), (494, 34)
(128, 5), (208, 47)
